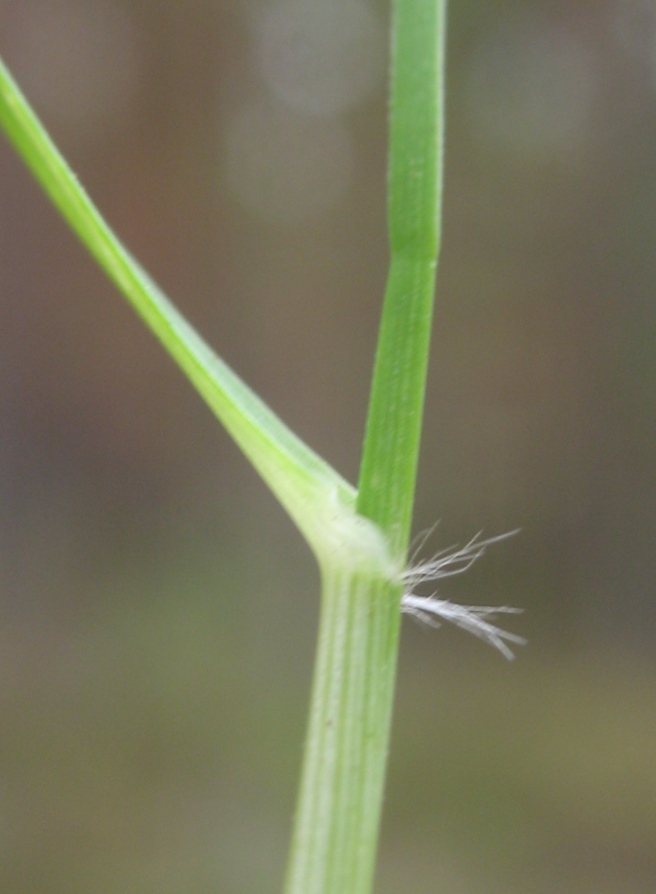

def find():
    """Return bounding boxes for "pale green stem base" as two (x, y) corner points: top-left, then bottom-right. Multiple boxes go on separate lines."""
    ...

(284, 569), (403, 894)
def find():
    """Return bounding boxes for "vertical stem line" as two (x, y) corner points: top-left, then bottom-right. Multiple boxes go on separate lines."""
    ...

(358, 0), (447, 557)
(285, 4), (447, 893)
(357, 255), (438, 555)
(283, 570), (402, 894)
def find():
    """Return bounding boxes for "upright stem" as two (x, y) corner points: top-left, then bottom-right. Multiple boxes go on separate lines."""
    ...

(358, 0), (446, 554)
(284, 2), (447, 893)
(284, 569), (401, 894)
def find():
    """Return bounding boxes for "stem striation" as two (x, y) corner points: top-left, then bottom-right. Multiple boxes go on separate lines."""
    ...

(284, 3), (447, 893)
(284, 568), (401, 894)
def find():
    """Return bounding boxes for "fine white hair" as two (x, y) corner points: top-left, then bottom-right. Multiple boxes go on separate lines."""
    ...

(401, 530), (526, 660)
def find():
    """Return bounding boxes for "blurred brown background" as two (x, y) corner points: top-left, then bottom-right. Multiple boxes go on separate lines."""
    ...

(1, 1), (655, 892)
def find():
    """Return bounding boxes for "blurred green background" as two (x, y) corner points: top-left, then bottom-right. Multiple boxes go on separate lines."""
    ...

(1, 1), (655, 892)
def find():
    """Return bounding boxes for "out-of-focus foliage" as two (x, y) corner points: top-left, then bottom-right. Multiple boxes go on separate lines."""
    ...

(0, 1), (654, 892)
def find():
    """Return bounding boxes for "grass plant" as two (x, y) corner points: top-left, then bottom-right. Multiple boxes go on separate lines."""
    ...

(0, 2), (522, 892)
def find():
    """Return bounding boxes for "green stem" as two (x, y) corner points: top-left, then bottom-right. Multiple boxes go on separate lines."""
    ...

(284, 569), (400, 894)
(358, 0), (446, 554)
(284, 2), (447, 893)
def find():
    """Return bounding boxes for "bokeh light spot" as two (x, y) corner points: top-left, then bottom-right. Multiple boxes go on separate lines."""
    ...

(465, 14), (598, 157)
(253, 0), (386, 117)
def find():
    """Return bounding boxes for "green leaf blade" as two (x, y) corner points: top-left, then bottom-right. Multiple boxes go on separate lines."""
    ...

(0, 55), (390, 567)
